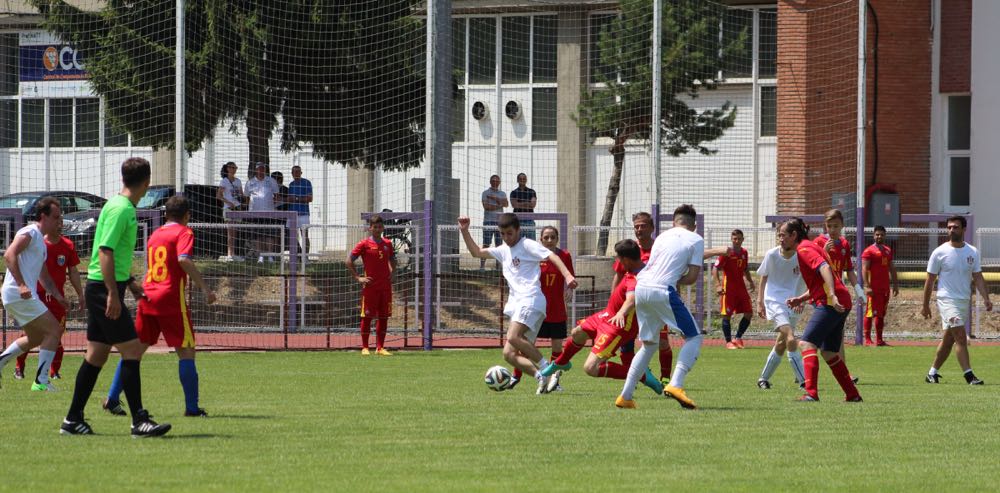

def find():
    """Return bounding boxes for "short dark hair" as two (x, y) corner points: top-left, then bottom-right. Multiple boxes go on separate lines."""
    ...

(498, 212), (520, 230)
(122, 157), (151, 188)
(164, 195), (190, 222)
(631, 211), (653, 225)
(35, 196), (60, 219)
(946, 215), (966, 229)
(731, 229), (744, 237)
(490, 174), (500, 181)
(782, 217), (810, 243)
(824, 209), (844, 223)
(517, 172), (527, 180)
(673, 204), (696, 226)
(271, 171), (283, 181)
(873, 225), (887, 234)
(368, 214), (384, 226)
(540, 225), (559, 238)
(614, 239), (641, 261)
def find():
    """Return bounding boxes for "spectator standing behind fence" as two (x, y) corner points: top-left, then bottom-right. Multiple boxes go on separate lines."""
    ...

(245, 163), (280, 263)
(271, 171), (289, 211)
(217, 162), (244, 261)
(510, 172), (538, 240)
(287, 165), (313, 254)
(480, 175), (508, 270)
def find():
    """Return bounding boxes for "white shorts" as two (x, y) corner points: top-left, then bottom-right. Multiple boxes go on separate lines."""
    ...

(937, 298), (970, 330)
(765, 300), (800, 332)
(4, 297), (48, 326)
(296, 215), (310, 227)
(634, 286), (700, 342)
(504, 305), (545, 342)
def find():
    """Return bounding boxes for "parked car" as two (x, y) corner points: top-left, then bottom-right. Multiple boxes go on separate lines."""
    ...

(63, 184), (228, 258)
(0, 191), (107, 247)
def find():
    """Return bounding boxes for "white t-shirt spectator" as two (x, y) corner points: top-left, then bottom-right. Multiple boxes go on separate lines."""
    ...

(636, 226), (704, 290)
(219, 176), (243, 210)
(757, 246), (806, 305)
(1, 224), (47, 304)
(244, 176), (279, 212)
(488, 238), (551, 314)
(927, 242), (981, 300)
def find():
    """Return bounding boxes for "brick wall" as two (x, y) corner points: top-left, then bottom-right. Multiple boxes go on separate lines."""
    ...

(777, 0), (931, 216)
(939, 0), (971, 93)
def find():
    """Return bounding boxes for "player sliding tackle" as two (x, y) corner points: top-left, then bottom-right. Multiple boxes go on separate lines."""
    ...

(459, 213), (577, 394)
(539, 239), (662, 395)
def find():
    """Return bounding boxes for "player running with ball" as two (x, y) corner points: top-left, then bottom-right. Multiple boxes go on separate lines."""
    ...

(459, 213), (577, 394)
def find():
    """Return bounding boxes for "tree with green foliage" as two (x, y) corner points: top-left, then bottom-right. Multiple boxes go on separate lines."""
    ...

(577, 0), (742, 254)
(30, 0), (424, 171)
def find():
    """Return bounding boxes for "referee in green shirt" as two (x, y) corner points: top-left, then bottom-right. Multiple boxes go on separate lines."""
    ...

(61, 158), (171, 437)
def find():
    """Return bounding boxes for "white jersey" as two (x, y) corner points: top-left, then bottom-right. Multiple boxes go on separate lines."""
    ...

(636, 226), (704, 290)
(488, 237), (551, 314)
(757, 246), (806, 304)
(1, 224), (47, 305)
(927, 242), (980, 300)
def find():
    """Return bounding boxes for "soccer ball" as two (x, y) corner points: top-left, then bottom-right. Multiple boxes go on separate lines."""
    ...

(484, 365), (512, 391)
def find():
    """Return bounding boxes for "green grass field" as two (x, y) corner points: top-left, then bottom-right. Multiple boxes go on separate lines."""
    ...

(2, 345), (999, 492)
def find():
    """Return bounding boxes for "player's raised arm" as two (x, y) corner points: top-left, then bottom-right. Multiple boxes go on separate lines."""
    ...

(458, 216), (492, 259)
(546, 252), (577, 289)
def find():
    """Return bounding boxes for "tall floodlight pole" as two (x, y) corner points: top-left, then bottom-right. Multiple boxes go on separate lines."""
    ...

(854, 0), (868, 344)
(175, 0), (186, 192)
(424, 0), (452, 350)
(651, 0), (663, 212)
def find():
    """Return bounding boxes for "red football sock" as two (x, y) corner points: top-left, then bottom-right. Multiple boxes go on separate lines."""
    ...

(659, 334), (673, 380)
(51, 344), (64, 375)
(620, 350), (635, 368)
(15, 350), (28, 372)
(875, 317), (885, 344)
(513, 368), (523, 379)
(360, 318), (371, 349)
(375, 318), (388, 350)
(555, 340), (584, 366)
(802, 348), (820, 399)
(598, 361), (631, 380)
(863, 317), (873, 342)
(826, 355), (860, 400)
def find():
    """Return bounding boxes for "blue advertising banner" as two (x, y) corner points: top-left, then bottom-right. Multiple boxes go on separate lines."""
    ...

(19, 44), (88, 81)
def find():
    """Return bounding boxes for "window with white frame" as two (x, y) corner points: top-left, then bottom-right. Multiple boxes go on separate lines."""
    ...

(946, 95), (970, 207)
(6, 98), (129, 149)
(453, 14), (558, 142)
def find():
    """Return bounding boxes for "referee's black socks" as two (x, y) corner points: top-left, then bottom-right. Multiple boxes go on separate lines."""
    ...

(67, 360), (102, 422)
(119, 359), (145, 424)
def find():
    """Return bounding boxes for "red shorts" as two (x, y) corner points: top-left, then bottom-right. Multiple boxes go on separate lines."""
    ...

(580, 312), (637, 359)
(42, 294), (66, 322)
(361, 288), (392, 318)
(136, 304), (195, 348)
(720, 288), (753, 316)
(865, 290), (890, 318)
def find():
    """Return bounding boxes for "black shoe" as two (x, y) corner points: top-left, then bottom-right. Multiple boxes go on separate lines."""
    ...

(60, 418), (93, 435)
(925, 373), (942, 384)
(102, 397), (127, 416)
(965, 373), (984, 385)
(131, 411), (171, 438)
(757, 379), (771, 390)
(184, 408), (209, 417)
(845, 395), (863, 403)
(503, 377), (520, 391)
(50, 372), (61, 380)
(851, 376), (860, 384)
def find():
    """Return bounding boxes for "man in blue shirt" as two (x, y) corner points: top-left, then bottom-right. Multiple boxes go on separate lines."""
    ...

(287, 165), (313, 254)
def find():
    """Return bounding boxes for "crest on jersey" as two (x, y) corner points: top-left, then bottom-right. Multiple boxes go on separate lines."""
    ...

(967, 256), (974, 265)
(512, 257), (520, 267)
(793, 266), (799, 275)
(56, 254), (66, 266)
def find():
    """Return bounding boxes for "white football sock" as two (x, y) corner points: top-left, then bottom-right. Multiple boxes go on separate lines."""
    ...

(760, 349), (782, 381)
(787, 350), (805, 383)
(929, 367), (939, 376)
(35, 349), (55, 385)
(0, 341), (26, 370)
(621, 343), (656, 401)
(668, 334), (703, 389)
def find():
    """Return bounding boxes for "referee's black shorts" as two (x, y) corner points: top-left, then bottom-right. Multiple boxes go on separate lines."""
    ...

(85, 280), (138, 345)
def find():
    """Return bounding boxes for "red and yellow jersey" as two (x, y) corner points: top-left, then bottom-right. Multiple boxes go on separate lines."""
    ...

(141, 223), (194, 315)
(862, 243), (893, 291)
(796, 240), (851, 308)
(36, 236), (80, 299)
(813, 234), (854, 278)
(613, 245), (651, 278)
(351, 236), (394, 291)
(540, 249), (574, 323)
(715, 247), (749, 295)
(601, 272), (638, 332)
